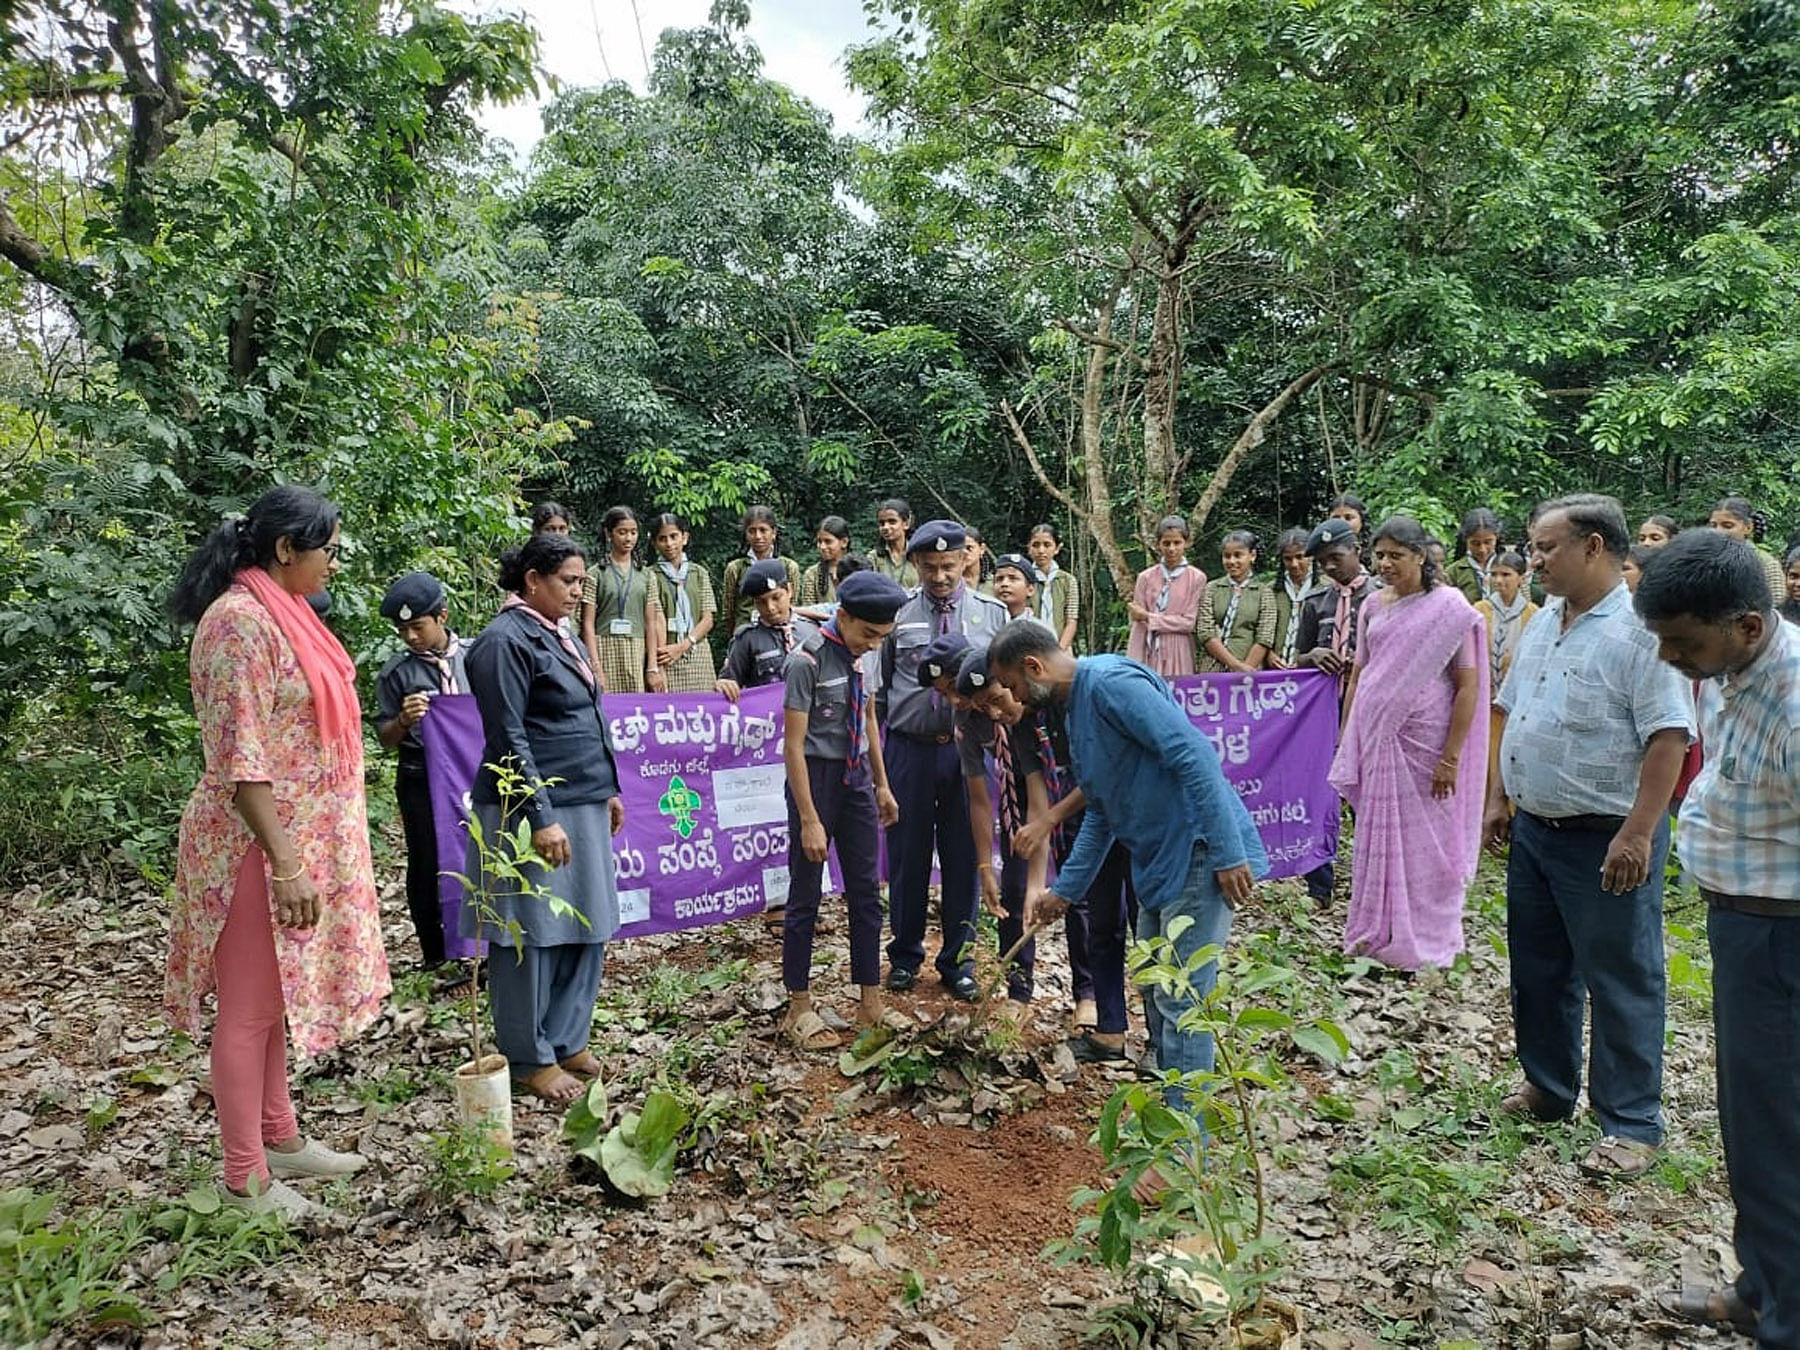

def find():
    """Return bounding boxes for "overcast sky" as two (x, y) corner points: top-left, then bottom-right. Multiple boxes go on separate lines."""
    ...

(456, 0), (878, 161)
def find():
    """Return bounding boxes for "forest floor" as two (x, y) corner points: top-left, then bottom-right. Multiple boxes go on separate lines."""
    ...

(0, 835), (1753, 1349)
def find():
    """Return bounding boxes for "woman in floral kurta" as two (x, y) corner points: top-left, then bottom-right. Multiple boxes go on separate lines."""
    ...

(167, 487), (388, 1213)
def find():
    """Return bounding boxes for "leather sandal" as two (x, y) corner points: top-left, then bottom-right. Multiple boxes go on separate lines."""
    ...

(1579, 1136), (1657, 1180)
(781, 1008), (841, 1051)
(1498, 1082), (1567, 1123)
(1668, 1283), (1758, 1336)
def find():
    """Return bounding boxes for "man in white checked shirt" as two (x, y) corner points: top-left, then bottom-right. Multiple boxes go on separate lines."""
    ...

(1637, 530), (1800, 1349)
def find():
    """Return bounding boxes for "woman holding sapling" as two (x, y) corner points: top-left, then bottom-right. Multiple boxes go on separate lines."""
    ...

(167, 486), (388, 1218)
(465, 531), (625, 1105)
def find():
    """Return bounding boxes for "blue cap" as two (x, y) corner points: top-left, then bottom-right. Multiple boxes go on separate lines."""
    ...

(380, 571), (446, 622)
(906, 519), (967, 557)
(919, 632), (972, 683)
(835, 570), (908, 623)
(954, 649), (993, 698)
(1305, 517), (1359, 556)
(739, 559), (790, 598)
(991, 552), (1039, 583)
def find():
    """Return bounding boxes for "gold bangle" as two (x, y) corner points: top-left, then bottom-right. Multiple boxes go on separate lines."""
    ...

(270, 863), (305, 883)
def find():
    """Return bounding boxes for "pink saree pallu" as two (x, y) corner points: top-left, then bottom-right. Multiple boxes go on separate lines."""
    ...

(1328, 586), (1489, 970)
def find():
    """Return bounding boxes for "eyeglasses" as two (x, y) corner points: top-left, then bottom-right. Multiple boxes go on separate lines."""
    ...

(318, 543), (343, 561)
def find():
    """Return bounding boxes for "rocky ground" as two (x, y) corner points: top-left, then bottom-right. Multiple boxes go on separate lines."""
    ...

(0, 842), (1750, 1349)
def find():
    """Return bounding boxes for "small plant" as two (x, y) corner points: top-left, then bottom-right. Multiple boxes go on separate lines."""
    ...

(0, 1186), (291, 1344)
(424, 1123), (516, 1202)
(443, 762), (587, 1078)
(1055, 920), (1348, 1338)
(563, 1079), (691, 1199)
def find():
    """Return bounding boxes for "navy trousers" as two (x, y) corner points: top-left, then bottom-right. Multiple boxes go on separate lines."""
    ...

(1082, 844), (1138, 1036)
(996, 846), (1035, 1002)
(884, 734), (979, 979)
(1506, 811), (1667, 1144)
(395, 766), (447, 966)
(488, 941), (606, 1073)
(1710, 907), (1800, 1350)
(784, 758), (884, 992)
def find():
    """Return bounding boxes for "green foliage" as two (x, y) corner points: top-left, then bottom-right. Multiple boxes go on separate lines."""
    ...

(1056, 926), (1348, 1331)
(443, 763), (588, 1075)
(0, 1186), (292, 1344)
(424, 1124), (516, 1202)
(564, 1079), (691, 1200)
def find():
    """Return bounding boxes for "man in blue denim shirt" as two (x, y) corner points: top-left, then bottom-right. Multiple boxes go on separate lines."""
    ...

(987, 621), (1267, 1111)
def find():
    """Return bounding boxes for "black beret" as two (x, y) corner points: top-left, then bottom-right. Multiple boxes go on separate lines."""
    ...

(836, 570), (908, 623)
(955, 649), (993, 698)
(1305, 518), (1359, 556)
(919, 632), (972, 683)
(380, 571), (447, 622)
(906, 519), (967, 557)
(739, 559), (790, 598)
(991, 552), (1040, 583)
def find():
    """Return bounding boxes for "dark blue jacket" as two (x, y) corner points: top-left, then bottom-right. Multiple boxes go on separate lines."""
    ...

(466, 606), (620, 830)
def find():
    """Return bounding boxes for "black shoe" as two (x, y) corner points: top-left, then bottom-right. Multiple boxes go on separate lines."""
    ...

(886, 967), (918, 992)
(944, 973), (979, 1002)
(1067, 1034), (1129, 1064)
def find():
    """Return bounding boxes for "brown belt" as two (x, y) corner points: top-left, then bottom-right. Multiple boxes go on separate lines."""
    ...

(1702, 888), (1800, 919)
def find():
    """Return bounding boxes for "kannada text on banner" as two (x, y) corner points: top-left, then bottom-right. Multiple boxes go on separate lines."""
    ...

(421, 666), (1340, 943)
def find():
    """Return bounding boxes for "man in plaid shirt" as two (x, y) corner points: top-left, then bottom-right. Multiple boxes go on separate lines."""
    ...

(1637, 530), (1800, 1348)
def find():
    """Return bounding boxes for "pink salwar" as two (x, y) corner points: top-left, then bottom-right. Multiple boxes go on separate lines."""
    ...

(1126, 564), (1207, 678)
(1329, 586), (1489, 970)
(213, 850), (299, 1190)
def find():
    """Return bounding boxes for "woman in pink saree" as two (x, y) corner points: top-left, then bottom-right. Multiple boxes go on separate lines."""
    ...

(1330, 517), (1488, 970)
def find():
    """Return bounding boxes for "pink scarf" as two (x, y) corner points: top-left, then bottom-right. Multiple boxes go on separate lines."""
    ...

(234, 567), (361, 777)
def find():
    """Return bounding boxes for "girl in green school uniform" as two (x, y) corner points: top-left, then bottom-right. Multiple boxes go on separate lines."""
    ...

(1445, 508), (1503, 603)
(1196, 530), (1276, 673)
(1027, 523), (1079, 650)
(720, 505), (802, 638)
(799, 515), (851, 608)
(648, 513), (718, 694)
(581, 506), (659, 694)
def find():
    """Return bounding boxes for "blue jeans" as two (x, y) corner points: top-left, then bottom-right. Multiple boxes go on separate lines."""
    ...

(1710, 907), (1800, 1350)
(1136, 846), (1234, 1110)
(1506, 811), (1667, 1144)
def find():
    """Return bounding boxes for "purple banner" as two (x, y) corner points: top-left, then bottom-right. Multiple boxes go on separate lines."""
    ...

(419, 669), (1339, 942)
(420, 686), (836, 941)
(1169, 670), (1340, 879)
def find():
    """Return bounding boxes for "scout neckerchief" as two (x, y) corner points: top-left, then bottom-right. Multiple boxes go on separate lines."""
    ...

(656, 555), (694, 636)
(1486, 587), (1529, 685)
(1218, 576), (1252, 648)
(1035, 562), (1061, 627)
(993, 718), (1022, 840)
(417, 633), (464, 694)
(1328, 572), (1372, 667)
(503, 594), (593, 688)
(1280, 573), (1314, 665)
(1028, 711), (1074, 859)
(754, 610), (799, 653)
(926, 584), (965, 711)
(820, 621), (864, 781)
(1150, 562), (1187, 660)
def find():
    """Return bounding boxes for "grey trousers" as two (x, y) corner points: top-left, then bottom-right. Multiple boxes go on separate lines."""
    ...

(488, 941), (606, 1073)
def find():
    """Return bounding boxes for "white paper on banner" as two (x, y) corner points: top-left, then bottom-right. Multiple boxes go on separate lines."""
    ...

(713, 763), (787, 829)
(617, 887), (651, 926)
